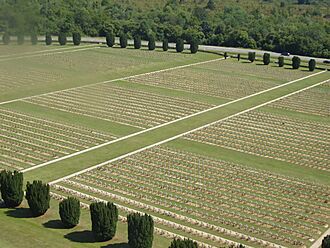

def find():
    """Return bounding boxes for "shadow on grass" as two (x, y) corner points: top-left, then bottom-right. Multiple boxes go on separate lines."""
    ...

(5, 208), (33, 218)
(43, 219), (67, 229)
(101, 243), (129, 248)
(64, 230), (96, 243)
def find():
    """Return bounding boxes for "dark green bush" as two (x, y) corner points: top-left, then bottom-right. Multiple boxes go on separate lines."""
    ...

(3, 33), (10, 45)
(169, 238), (198, 248)
(31, 33), (38, 45)
(45, 34), (52, 45)
(248, 52), (256, 62)
(322, 235), (330, 248)
(25, 181), (50, 217)
(134, 35), (141, 49)
(59, 197), (81, 228)
(278, 56), (284, 67)
(106, 32), (115, 47)
(263, 53), (270, 65)
(128, 213), (154, 248)
(72, 32), (81, 46)
(163, 38), (168, 51)
(237, 54), (240, 61)
(90, 202), (118, 242)
(58, 32), (67, 46)
(176, 38), (184, 53)
(148, 35), (156, 51)
(0, 170), (24, 208)
(308, 59), (316, 71)
(190, 39), (199, 54)
(119, 33), (128, 48)
(292, 56), (301, 69)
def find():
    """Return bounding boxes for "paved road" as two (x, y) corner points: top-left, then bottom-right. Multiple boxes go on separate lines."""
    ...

(76, 36), (328, 63)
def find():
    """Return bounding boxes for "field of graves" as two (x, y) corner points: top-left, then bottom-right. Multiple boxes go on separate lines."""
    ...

(0, 43), (329, 248)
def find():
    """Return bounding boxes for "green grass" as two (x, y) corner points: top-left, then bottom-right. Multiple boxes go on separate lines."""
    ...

(4, 101), (140, 136)
(168, 139), (330, 186)
(0, 199), (171, 248)
(23, 71), (330, 183)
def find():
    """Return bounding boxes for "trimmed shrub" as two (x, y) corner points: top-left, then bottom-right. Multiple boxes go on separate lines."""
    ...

(17, 34), (24, 45)
(148, 35), (156, 51)
(106, 32), (115, 47)
(263, 53), (270, 65)
(169, 238), (198, 248)
(128, 213), (154, 248)
(163, 38), (168, 51)
(308, 59), (316, 71)
(45, 34), (52, 45)
(31, 33), (38, 45)
(237, 54), (241, 61)
(0, 170), (24, 208)
(58, 32), (67, 46)
(3, 33), (10, 45)
(248, 52), (256, 62)
(292, 56), (301, 69)
(119, 33), (128, 48)
(278, 56), (284, 67)
(59, 197), (80, 228)
(176, 38), (184, 53)
(90, 202), (118, 242)
(322, 235), (330, 248)
(134, 35), (141, 49)
(25, 181), (50, 217)
(72, 32), (81, 46)
(224, 52), (228, 59)
(190, 39), (199, 54)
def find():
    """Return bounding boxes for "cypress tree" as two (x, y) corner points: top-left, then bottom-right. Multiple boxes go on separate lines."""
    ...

(263, 53), (271, 65)
(237, 54), (241, 61)
(3, 33), (10, 45)
(45, 34), (52, 45)
(322, 235), (330, 248)
(148, 35), (156, 51)
(292, 56), (301, 69)
(90, 202), (118, 242)
(248, 52), (256, 62)
(127, 213), (154, 248)
(176, 38), (184, 53)
(134, 35), (141, 49)
(190, 39), (199, 54)
(25, 181), (50, 217)
(169, 238), (198, 248)
(59, 197), (81, 228)
(308, 59), (316, 71)
(278, 56), (284, 67)
(72, 32), (81, 46)
(106, 32), (115, 47)
(162, 38), (169, 51)
(119, 33), (128, 48)
(0, 170), (24, 208)
(31, 33), (38, 45)
(17, 34), (24, 45)
(58, 32), (67, 46)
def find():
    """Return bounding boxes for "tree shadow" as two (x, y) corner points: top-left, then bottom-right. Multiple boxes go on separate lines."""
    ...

(5, 208), (33, 218)
(64, 230), (96, 243)
(43, 219), (67, 229)
(101, 243), (129, 248)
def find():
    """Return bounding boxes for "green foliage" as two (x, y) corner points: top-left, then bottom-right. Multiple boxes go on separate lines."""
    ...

(45, 34), (52, 45)
(134, 35), (141, 49)
(58, 32), (67, 46)
(31, 33), (38, 45)
(237, 54), (240, 61)
(169, 238), (198, 248)
(148, 35), (156, 51)
(127, 213), (154, 248)
(90, 202), (118, 242)
(190, 39), (199, 54)
(292, 56), (301, 69)
(206, 0), (216, 10)
(119, 33), (128, 48)
(59, 197), (81, 228)
(308, 59), (316, 71)
(2, 33), (10, 45)
(0, 170), (24, 208)
(25, 181), (50, 217)
(224, 52), (228, 59)
(248, 52), (256, 62)
(176, 38), (184, 53)
(278, 56), (284, 67)
(322, 235), (330, 248)
(162, 38), (169, 51)
(72, 32), (81, 46)
(106, 32), (115, 47)
(17, 34), (24, 45)
(263, 53), (270, 65)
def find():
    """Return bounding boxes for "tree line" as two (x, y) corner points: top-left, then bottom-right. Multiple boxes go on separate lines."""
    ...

(0, 0), (329, 59)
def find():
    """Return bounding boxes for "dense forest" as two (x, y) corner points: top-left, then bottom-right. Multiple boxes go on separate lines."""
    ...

(0, 0), (329, 58)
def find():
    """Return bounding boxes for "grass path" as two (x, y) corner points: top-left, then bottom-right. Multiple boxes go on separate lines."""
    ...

(23, 71), (329, 183)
